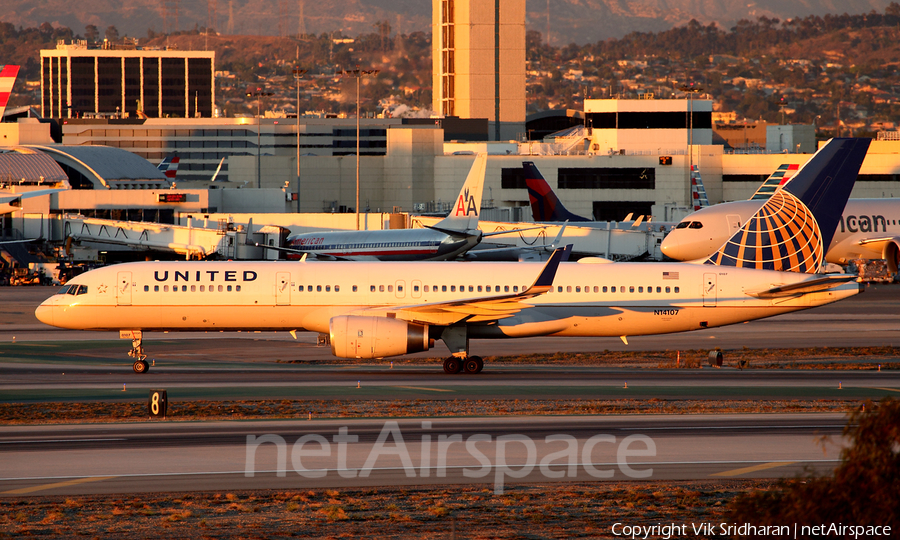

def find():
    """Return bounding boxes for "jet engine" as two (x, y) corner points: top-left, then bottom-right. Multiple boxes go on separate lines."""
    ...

(882, 239), (900, 274)
(329, 315), (431, 359)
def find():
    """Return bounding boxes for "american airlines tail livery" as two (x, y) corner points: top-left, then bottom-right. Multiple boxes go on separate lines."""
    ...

(36, 138), (869, 375)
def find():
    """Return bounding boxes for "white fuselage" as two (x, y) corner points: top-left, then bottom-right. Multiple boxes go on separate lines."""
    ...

(35, 260), (859, 345)
(661, 199), (900, 263)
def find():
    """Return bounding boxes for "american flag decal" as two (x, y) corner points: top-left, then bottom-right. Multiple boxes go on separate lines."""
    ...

(662, 271), (679, 280)
(705, 190), (822, 273)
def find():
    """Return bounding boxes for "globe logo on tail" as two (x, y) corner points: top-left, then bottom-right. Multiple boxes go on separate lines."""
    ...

(705, 190), (823, 273)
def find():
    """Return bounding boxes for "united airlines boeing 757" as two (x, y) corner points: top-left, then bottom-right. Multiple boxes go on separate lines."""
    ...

(35, 138), (870, 375)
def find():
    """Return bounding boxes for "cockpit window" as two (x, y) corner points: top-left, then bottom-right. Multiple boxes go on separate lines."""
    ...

(675, 221), (690, 229)
(58, 285), (73, 295)
(688, 221), (703, 229)
(76, 285), (88, 295)
(67, 285), (78, 295)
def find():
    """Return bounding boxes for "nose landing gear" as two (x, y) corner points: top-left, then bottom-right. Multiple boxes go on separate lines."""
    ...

(127, 334), (149, 373)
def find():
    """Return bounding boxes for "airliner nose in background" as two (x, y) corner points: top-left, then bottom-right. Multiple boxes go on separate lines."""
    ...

(35, 138), (870, 375)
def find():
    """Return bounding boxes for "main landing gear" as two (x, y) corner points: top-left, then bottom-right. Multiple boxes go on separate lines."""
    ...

(440, 326), (483, 374)
(443, 356), (484, 374)
(128, 335), (149, 374)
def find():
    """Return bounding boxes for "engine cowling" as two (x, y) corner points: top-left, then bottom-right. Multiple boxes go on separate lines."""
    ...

(329, 315), (431, 359)
(882, 239), (900, 274)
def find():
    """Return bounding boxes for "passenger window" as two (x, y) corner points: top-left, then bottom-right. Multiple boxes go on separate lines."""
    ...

(298, 285), (303, 292)
(638, 287), (643, 293)
(388, 285), (393, 292)
(477, 285), (482, 292)
(451, 285), (456, 292)
(424, 285), (429, 292)
(665, 286), (671, 293)
(191, 285), (196, 292)
(630, 286), (635, 293)
(397, 285), (402, 292)
(307, 286), (312, 292)
(352, 285), (357, 292)
(575, 286), (581, 292)
(602, 286), (608, 292)
(218, 285), (223, 292)
(318, 285), (323, 292)
(611, 286), (616, 292)
(567, 286), (572, 292)
(144, 285), (150, 292)
(236, 285), (241, 292)
(656, 287), (661, 293)
(326, 285), (331, 292)
(154, 285), (160, 292)
(513, 286), (518, 292)
(414, 285), (419, 292)
(442, 285), (447, 292)
(674, 287), (680, 293)
(200, 285), (205, 292)
(557, 286), (562, 292)
(164, 285), (169, 292)
(486, 286), (491, 292)
(468, 285), (474, 292)
(585, 286), (589, 293)
(227, 285), (232, 292)
(371, 285), (376, 292)
(379, 285), (385, 292)
(504, 286), (510, 292)
(335, 285), (340, 292)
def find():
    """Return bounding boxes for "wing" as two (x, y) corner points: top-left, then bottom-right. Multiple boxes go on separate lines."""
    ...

(351, 246), (568, 325)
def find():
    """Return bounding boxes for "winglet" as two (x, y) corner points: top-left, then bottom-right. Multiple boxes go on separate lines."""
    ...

(0, 65), (20, 120)
(433, 153), (487, 232)
(525, 245), (569, 294)
(523, 161), (591, 222)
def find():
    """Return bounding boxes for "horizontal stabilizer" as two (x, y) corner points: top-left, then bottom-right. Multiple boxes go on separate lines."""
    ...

(747, 275), (858, 298)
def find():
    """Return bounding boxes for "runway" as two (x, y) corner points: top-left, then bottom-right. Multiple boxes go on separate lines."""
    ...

(0, 414), (847, 496)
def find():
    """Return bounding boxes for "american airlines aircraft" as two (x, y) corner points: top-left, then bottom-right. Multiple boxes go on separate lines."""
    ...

(253, 154), (540, 261)
(35, 138), (869, 375)
(661, 158), (900, 271)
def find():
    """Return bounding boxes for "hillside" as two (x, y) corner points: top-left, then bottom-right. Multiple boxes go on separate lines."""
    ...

(5, 0), (897, 45)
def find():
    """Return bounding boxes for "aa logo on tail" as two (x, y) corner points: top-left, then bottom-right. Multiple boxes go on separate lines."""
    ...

(455, 188), (479, 217)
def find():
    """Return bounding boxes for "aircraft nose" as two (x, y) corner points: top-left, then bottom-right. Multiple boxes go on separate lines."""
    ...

(35, 302), (54, 326)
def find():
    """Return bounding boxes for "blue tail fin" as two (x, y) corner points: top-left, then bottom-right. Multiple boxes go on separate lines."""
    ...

(523, 162), (591, 222)
(705, 138), (870, 273)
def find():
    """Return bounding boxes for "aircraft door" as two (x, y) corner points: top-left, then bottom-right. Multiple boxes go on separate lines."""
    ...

(117, 272), (132, 306)
(702, 273), (717, 307)
(276, 272), (291, 305)
(726, 214), (742, 234)
(411, 280), (422, 299)
(395, 280), (406, 299)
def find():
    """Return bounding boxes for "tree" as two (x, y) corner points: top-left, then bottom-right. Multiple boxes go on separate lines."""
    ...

(84, 24), (98, 43)
(728, 398), (900, 532)
(105, 25), (119, 42)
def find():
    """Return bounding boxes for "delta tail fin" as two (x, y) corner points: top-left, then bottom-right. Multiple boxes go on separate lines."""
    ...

(432, 153), (487, 232)
(523, 161), (592, 222)
(0, 65), (20, 121)
(705, 137), (870, 273)
(157, 153), (180, 179)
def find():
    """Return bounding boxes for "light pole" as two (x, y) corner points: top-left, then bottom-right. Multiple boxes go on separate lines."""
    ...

(246, 87), (273, 189)
(679, 83), (703, 177)
(342, 65), (379, 230)
(292, 68), (307, 212)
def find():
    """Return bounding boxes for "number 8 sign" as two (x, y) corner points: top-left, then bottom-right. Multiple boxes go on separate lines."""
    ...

(148, 390), (168, 418)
